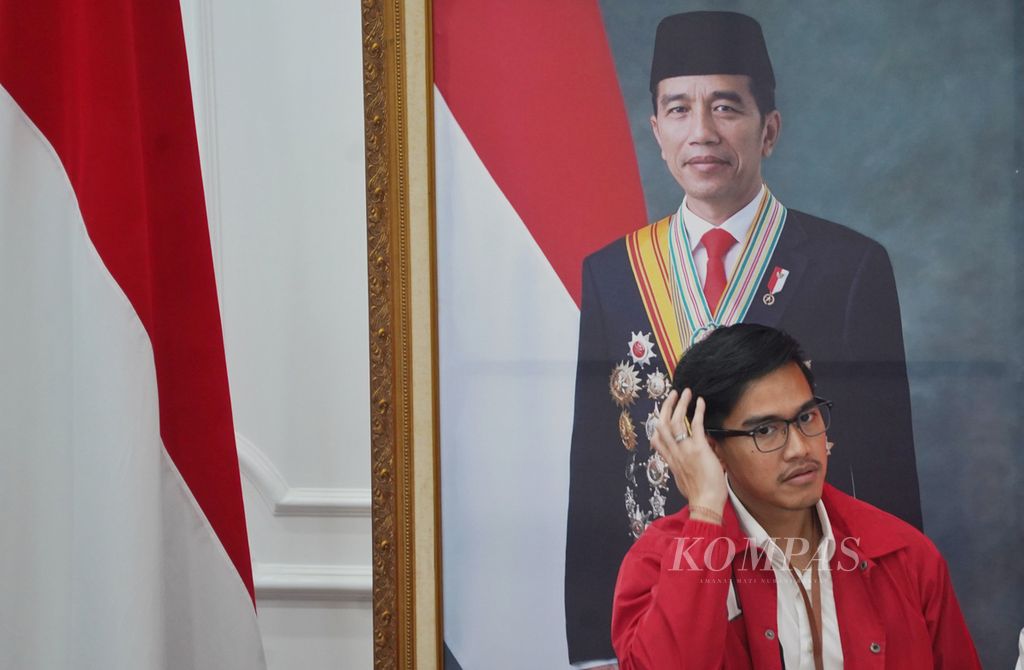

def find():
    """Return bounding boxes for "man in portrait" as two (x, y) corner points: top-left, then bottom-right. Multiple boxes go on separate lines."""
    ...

(564, 11), (921, 666)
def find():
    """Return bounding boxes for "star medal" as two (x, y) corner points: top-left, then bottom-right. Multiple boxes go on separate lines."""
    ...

(646, 370), (669, 399)
(650, 489), (667, 518)
(645, 406), (660, 441)
(624, 486), (638, 516)
(762, 266), (789, 305)
(646, 452), (670, 488)
(625, 457), (638, 487)
(619, 410), (637, 451)
(609, 362), (641, 407)
(628, 506), (650, 540)
(628, 331), (657, 367)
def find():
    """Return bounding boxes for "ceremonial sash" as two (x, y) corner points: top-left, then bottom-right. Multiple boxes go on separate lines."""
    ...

(626, 189), (787, 371)
(625, 216), (683, 371)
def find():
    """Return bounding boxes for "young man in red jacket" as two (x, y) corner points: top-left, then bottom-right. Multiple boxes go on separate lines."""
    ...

(612, 324), (979, 669)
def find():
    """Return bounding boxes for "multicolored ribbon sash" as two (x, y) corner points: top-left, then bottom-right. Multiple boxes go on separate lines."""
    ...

(625, 216), (683, 372)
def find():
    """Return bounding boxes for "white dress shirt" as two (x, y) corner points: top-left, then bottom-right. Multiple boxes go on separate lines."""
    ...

(680, 185), (765, 285)
(728, 481), (845, 669)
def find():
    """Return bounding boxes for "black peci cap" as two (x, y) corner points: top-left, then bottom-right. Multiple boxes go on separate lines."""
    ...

(649, 11), (775, 94)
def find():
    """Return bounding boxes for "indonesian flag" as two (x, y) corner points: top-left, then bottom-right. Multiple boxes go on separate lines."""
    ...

(0, 2), (265, 668)
(434, 1), (645, 666)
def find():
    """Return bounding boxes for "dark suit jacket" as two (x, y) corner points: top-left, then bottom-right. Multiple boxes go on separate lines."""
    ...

(564, 209), (921, 664)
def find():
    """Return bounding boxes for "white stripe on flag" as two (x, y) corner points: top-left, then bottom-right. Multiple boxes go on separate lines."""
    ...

(0, 85), (264, 670)
(436, 88), (579, 668)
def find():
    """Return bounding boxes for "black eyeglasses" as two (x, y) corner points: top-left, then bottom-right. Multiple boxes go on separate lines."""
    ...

(705, 398), (833, 453)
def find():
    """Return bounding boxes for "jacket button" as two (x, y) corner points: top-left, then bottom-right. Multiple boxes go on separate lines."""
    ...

(859, 560), (869, 571)
(764, 629), (776, 640)
(869, 642), (882, 653)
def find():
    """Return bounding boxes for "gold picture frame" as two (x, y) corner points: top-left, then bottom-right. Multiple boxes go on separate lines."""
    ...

(362, 0), (441, 668)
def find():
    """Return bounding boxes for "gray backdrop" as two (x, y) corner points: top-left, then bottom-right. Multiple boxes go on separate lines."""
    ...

(597, 0), (1023, 666)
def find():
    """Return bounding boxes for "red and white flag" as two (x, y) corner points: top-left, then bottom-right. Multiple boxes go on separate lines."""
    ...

(0, 2), (265, 668)
(434, 1), (645, 665)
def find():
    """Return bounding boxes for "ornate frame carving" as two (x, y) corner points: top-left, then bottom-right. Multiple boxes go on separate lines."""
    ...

(363, 0), (440, 668)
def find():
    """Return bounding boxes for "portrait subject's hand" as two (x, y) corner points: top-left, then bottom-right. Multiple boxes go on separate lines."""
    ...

(650, 389), (728, 522)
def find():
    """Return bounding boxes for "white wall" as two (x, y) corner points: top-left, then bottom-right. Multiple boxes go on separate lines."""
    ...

(181, 1), (373, 668)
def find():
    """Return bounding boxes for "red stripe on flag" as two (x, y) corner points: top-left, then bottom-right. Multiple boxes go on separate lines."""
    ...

(433, 0), (647, 306)
(0, 1), (254, 599)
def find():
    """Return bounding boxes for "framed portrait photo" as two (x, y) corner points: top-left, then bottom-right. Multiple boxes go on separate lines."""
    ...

(367, 2), (1023, 668)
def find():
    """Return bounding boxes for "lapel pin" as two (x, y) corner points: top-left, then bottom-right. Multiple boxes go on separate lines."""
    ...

(762, 266), (790, 305)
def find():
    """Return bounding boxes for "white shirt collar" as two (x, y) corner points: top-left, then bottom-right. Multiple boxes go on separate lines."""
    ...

(681, 184), (766, 252)
(726, 476), (837, 569)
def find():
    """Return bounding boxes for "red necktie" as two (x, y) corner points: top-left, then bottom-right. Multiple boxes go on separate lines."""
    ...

(701, 228), (737, 315)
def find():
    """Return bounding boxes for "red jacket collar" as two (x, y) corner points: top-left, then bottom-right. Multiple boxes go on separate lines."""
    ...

(820, 484), (915, 559)
(708, 484), (914, 568)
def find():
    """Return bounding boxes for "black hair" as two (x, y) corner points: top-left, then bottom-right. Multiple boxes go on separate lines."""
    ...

(671, 323), (812, 429)
(650, 75), (776, 120)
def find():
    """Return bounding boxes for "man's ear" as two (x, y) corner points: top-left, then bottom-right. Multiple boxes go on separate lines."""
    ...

(650, 114), (667, 162)
(761, 109), (781, 158)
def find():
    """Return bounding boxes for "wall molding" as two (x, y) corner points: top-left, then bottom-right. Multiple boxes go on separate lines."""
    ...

(237, 432), (371, 517)
(254, 562), (372, 602)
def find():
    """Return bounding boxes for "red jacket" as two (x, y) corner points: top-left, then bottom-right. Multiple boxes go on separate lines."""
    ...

(612, 485), (980, 669)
